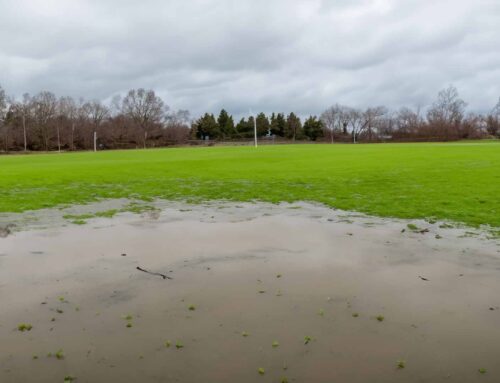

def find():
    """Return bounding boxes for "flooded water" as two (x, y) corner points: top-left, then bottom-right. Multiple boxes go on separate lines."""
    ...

(1, 202), (499, 382)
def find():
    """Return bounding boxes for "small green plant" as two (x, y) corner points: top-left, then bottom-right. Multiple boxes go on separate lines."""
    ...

(258, 368), (265, 375)
(56, 309), (64, 314)
(242, 331), (249, 337)
(17, 323), (33, 332)
(272, 341), (280, 348)
(123, 314), (133, 321)
(397, 360), (406, 369)
(318, 309), (325, 316)
(126, 322), (132, 328)
(281, 377), (288, 383)
(439, 223), (454, 229)
(64, 376), (76, 382)
(188, 305), (196, 311)
(258, 290), (266, 294)
(32, 355), (38, 360)
(58, 296), (66, 302)
(352, 313), (359, 318)
(176, 341), (184, 349)
(478, 368), (487, 374)
(164, 341), (171, 348)
(276, 274), (282, 278)
(304, 336), (312, 345)
(407, 224), (419, 231)
(50, 349), (64, 360)
(376, 315), (385, 322)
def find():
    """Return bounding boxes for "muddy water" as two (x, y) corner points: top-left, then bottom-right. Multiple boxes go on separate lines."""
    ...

(0, 203), (499, 382)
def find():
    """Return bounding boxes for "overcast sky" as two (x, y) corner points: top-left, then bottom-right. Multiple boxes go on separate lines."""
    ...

(1, 0), (499, 118)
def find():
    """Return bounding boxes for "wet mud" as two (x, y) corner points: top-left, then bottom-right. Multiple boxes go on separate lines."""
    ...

(1, 202), (499, 382)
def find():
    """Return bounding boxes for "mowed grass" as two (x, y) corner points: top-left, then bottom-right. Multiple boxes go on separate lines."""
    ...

(0, 142), (499, 228)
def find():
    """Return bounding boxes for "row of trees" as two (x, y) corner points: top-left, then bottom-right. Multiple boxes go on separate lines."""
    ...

(192, 87), (500, 143)
(191, 111), (324, 141)
(1, 85), (499, 152)
(0, 87), (191, 152)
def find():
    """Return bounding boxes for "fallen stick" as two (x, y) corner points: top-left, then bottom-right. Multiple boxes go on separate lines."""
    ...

(136, 266), (172, 280)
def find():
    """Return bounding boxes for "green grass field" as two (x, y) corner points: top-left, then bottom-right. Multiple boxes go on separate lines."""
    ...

(0, 142), (499, 228)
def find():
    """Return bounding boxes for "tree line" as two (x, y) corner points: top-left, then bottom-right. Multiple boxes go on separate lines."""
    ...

(0, 85), (499, 152)
(192, 86), (500, 143)
(0, 87), (191, 152)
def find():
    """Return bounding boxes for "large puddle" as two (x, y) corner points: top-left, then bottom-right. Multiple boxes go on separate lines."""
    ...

(1, 202), (499, 382)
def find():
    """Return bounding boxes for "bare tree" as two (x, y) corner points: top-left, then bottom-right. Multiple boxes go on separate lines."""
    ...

(122, 89), (167, 149)
(363, 106), (387, 142)
(57, 96), (79, 151)
(486, 97), (500, 137)
(0, 85), (9, 151)
(345, 107), (365, 143)
(0, 85), (6, 123)
(10, 93), (33, 151)
(427, 86), (467, 139)
(32, 91), (57, 151)
(84, 100), (109, 151)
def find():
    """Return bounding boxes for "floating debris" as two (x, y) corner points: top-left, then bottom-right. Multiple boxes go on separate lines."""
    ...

(272, 341), (280, 348)
(397, 360), (406, 369)
(258, 368), (265, 375)
(304, 336), (312, 345)
(376, 315), (385, 322)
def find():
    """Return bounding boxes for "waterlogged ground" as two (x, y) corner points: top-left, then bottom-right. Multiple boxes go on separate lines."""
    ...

(1, 202), (499, 382)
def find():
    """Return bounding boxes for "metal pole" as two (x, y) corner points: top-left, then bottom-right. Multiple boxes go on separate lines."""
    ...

(94, 131), (97, 152)
(22, 114), (27, 152)
(254, 113), (258, 148)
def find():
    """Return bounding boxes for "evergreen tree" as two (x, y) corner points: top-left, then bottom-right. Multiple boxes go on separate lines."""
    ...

(193, 113), (220, 140)
(285, 112), (303, 140)
(256, 113), (270, 136)
(271, 113), (286, 136)
(235, 117), (254, 138)
(217, 109), (235, 139)
(303, 116), (324, 141)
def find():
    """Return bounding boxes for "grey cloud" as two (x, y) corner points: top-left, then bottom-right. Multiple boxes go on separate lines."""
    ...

(1, 0), (499, 118)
